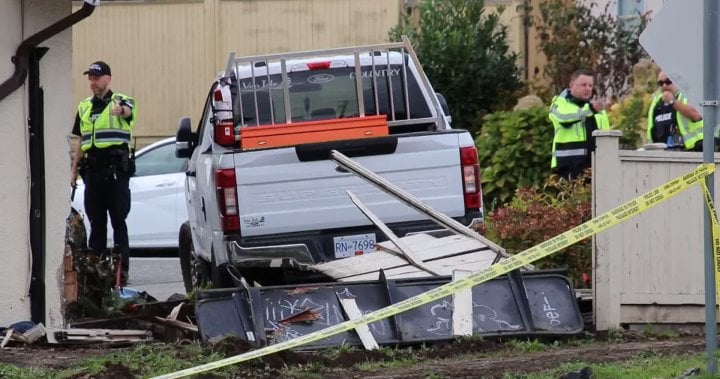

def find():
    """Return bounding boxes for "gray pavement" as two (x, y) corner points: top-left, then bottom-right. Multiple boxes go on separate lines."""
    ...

(128, 257), (186, 301)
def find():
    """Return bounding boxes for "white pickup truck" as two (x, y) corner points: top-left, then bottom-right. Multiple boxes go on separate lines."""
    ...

(175, 37), (483, 290)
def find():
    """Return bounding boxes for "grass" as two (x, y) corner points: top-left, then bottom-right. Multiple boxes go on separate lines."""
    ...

(0, 333), (715, 379)
(506, 338), (548, 353)
(502, 353), (717, 379)
(0, 365), (54, 379)
(0, 342), (250, 379)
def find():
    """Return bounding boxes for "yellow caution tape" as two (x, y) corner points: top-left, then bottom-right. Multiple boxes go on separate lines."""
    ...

(153, 163), (716, 379)
(700, 181), (720, 304)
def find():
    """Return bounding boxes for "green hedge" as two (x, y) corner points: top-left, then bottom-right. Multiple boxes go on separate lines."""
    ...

(476, 107), (553, 210)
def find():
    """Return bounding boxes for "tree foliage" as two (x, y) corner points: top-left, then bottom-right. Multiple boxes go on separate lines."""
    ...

(389, 0), (523, 134)
(607, 59), (659, 149)
(528, 0), (648, 99)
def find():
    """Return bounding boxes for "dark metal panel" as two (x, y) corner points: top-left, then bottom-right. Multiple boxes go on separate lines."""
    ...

(195, 270), (584, 349)
(524, 274), (583, 333)
(196, 297), (249, 342)
(259, 284), (395, 348)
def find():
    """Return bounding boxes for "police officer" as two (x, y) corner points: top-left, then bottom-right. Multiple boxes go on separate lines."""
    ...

(647, 71), (703, 151)
(549, 69), (610, 180)
(70, 61), (136, 285)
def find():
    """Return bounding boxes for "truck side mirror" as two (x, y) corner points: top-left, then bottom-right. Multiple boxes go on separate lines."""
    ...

(176, 117), (195, 158)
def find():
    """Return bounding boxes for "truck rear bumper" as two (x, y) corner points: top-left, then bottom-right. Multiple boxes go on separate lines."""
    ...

(227, 242), (315, 269)
(224, 212), (483, 270)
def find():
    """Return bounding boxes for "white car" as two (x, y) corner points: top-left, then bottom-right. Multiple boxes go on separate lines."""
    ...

(72, 137), (188, 249)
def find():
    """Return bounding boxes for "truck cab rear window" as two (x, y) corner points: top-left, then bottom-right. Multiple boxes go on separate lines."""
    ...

(233, 64), (431, 127)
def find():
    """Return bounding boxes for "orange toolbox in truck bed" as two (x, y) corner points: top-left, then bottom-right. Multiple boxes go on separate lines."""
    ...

(239, 114), (388, 150)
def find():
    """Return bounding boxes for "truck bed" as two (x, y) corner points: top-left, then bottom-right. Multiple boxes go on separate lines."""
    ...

(234, 131), (466, 237)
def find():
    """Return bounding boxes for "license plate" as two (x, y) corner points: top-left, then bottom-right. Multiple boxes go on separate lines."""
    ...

(333, 233), (376, 258)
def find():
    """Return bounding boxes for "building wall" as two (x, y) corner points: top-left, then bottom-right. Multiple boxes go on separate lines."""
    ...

(0, 0), (32, 325)
(27, 0), (74, 328)
(486, 1), (528, 79)
(0, 0), (71, 327)
(72, 0), (402, 147)
(525, 0), (548, 84)
(588, 0), (665, 18)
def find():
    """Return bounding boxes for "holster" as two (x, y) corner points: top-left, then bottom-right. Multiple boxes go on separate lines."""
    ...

(85, 148), (134, 177)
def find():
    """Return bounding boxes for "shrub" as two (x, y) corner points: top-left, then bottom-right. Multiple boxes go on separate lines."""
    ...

(476, 106), (553, 210)
(481, 172), (592, 287)
(608, 93), (654, 149)
(389, 0), (523, 135)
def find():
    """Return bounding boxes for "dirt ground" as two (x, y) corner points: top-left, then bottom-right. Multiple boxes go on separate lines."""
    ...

(347, 336), (706, 379)
(0, 332), (708, 379)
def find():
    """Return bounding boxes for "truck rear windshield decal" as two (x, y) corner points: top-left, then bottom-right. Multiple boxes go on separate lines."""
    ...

(307, 74), (334, 84)
(349, 68), (401, 79)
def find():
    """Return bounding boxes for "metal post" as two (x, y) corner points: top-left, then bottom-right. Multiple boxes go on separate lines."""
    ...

(28, 47), (49, 324)
(702, 0), (718, 374)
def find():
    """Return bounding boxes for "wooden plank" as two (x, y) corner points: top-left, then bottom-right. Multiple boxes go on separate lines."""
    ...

(619, 293), (705, 304)
(620, 304), (720, 324)
(318, 234), (485, 274)
(316, 234), (437, 275)
(47, 328), (153, 344)
(347, 191), (440, 276)
(338, 297), (379, 350)
(317, 251), (413, 278)
(452, 270), (473, 336)
(314, 234), (492, 279)
(375, 233), (445, 252)
(339, 252), (501, 281)
(377, 234), (489, 255)
(153, 317), (199, 333)
(0, 329), (13, 348)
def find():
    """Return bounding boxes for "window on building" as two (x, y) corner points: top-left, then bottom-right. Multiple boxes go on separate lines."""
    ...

(618, 0), (645, 29)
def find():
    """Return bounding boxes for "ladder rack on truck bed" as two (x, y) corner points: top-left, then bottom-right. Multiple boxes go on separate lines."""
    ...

(220, 36), (449, 133)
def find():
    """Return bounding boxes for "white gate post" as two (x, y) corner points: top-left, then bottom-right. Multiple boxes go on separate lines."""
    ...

(592, 130), (623, 330)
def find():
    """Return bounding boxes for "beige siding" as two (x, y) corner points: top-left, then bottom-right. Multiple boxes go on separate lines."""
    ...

(485, 1), (525, 77)
(73, 0), (401, 147)
(218, 0), (400, 57)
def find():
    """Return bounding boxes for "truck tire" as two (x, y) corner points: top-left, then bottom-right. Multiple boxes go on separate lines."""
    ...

(178, 223), (210, 293)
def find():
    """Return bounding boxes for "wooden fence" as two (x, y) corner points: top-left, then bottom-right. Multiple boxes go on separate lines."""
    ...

(593, 131), (720, 330)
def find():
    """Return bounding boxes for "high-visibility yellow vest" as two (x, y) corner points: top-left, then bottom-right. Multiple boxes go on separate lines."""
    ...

(647, 92), (703, 150)
(548, 91), (610, 169)
(78, 93), (136, 152)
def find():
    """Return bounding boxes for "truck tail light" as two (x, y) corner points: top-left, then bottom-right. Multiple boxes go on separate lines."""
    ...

(459, 146), (482, 211)
(215, 168), (239, 232)
(307, 61), (331, 70)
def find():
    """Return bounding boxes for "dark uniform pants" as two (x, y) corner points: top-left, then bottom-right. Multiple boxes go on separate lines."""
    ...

(554, 163), (587, 181)
(83, 162), (131, 280)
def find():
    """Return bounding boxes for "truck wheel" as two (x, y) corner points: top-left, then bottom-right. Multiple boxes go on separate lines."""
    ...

(179, 225), (210, 293)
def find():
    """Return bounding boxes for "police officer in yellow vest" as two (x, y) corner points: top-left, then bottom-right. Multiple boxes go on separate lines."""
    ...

(549, 69), (610, 179)
(647, 71), (703, 151)
(70, 61), (136, 285)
